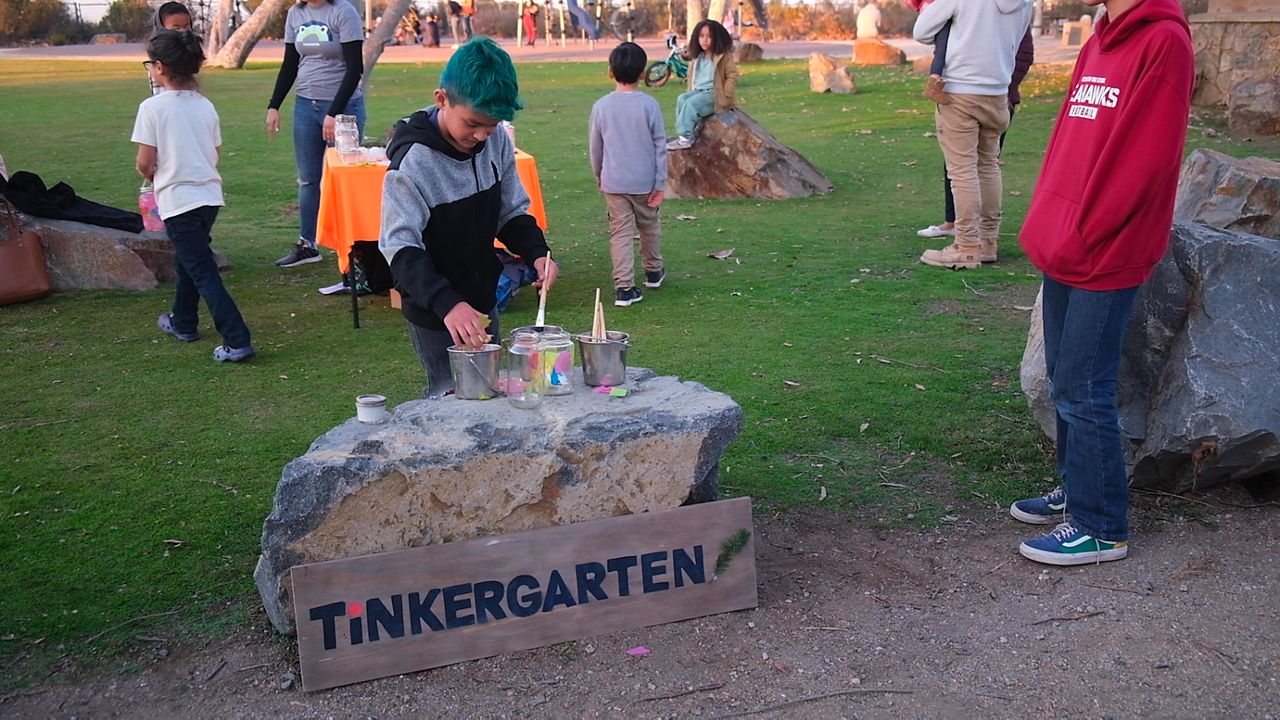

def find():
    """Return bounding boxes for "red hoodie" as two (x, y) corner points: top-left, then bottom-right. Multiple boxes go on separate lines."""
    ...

(1018, 0), (1194, 291)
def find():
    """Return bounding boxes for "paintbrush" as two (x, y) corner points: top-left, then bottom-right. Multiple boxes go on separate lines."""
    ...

(535, 250), (552, 327)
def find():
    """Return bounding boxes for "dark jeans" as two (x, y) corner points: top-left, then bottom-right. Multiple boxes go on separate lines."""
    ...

(943, 104), (1015, 224)
(1041, 275), (1139, 542)
(406, 316), (500, 399)
(930, 21), (950, 76)
(166, 206), (251, 349)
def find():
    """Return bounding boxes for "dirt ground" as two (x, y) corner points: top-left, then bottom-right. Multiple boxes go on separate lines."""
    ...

(3, 486), (1277, 719)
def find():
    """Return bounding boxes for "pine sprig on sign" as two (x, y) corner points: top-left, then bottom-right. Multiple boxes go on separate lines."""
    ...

(714, 529), (752, 578)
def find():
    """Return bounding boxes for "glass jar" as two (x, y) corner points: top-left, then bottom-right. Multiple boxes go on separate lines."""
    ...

(334, 114), (361, 163)
(538, 326), (574, 396)
(504, 331), (544, 409)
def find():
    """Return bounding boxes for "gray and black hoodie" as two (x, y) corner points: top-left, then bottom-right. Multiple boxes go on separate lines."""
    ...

(379, 107), (549, 331)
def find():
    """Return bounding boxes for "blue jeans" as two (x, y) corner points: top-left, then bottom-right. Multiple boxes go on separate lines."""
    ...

(166, 206), (251, 349)
(1041, 275), (1139, 542)
(293, 95), (365, 246)
(675, 89), (714, 137)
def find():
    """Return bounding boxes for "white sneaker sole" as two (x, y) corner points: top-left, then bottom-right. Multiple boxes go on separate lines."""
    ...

(1019, 542), (1128, 566)
(1009, 503), (1065, 525)
(277, 254), (323, 268)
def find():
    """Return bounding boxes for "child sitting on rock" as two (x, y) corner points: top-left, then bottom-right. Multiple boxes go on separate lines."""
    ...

(666, 19), (739, 151)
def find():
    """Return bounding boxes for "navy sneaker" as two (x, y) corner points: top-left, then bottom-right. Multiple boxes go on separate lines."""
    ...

(1019, 522), (1128, 566)
(212, 344), (256, 362)
(157, 313), (200, 342)
(644, 267), (667, 288)
(1010, 485), (1068, 525)
(275, 241), (321, 268)
(614, 286), (643, 307)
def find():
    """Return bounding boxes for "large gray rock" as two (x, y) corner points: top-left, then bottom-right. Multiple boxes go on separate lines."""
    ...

(1020, 223), (1280, 492)
(1175, 149), (1280, 238)
(32, 216), (230, 291)
(255, 368), (743, 634)
(808, 53), (855, 94)
(666, 109), (833, 200)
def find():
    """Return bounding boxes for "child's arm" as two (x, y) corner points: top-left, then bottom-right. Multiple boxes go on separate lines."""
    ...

(587, 103), (604, 186)
(135, 144), (157, 182)
(648, 101), (667, 208)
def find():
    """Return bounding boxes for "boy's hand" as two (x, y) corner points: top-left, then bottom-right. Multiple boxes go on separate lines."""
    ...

(444, 303), (491, 349)
(533, 255), (559, 293)
(646, 190), (664, 208)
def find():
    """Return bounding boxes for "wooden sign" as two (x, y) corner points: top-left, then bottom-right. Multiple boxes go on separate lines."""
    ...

(291, 497), (757, 691)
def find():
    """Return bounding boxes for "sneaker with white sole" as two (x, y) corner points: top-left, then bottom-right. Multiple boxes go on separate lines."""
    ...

(614, 286), (643, 307)
(1019, 522), (1128, 566)
(1010, 485), (1068, 525)
(920, 243), (981, 270)
(275, 241), (321, 268)
(666, 136), (693, 150)
(916, 224), (955, 238)
(643, 267), (666, 288)
(156, 312), (200, 342)
(212, 344), (256, 362)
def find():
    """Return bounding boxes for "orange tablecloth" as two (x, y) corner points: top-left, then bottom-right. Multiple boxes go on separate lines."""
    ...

(315, 147), (548, 273)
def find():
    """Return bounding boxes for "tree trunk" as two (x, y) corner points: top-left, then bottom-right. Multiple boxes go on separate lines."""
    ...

(207, 0), (291, 69)
(685, 0), (703, 41)
(707, 0), (725, 27)
(208, 0), (235, 56)
(746, 0), (768, 32)
(361, 0), (413, 90)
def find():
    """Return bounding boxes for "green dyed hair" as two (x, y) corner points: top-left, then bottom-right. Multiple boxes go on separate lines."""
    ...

(439, 37), (522, 122)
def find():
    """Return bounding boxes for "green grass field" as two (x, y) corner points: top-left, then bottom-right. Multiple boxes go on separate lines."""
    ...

(1, 55), (1276, 681)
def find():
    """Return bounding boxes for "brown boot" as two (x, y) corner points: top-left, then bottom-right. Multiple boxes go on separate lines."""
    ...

(920, 243), (981, 270)
(923, 75), (951, 105)
(981, 240), (998, 263)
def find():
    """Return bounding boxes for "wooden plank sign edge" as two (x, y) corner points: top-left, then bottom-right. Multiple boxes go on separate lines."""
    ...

(291, 496), (757, 691)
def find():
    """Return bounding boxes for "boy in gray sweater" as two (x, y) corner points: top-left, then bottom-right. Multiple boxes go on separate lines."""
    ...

(379, 38), (558, 398)
(588, 42), (668, 308)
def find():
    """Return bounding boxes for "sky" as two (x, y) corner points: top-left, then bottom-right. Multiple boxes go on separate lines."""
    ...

(64, 1), (112, 25)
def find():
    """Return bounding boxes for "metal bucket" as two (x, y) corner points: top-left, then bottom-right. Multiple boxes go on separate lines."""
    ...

(573, 331), (630, 387)
(447, 344), (501, 400)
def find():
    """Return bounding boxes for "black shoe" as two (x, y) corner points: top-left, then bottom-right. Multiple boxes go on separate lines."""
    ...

(275, 242), (321, 268)
(614, 286), (643, 307)
(643, 267), (666, 288)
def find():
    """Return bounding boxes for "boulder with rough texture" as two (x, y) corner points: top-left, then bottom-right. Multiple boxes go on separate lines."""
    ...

(255, 368), (743, 634)
(852, 38), (906, 66)
(1175, 149), (1280, 238)
(808, 53), (855, 94)
(1020, 223), (1280, 492)
(90, 33), (127, 44)
(666, 109), (833, 200)
(1226, 78), (1280, 136)
(736, 42), (764, 63)
(32, 216), (230, 291)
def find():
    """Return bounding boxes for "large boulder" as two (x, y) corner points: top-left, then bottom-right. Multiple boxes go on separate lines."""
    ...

(809, 53), (856, 94)
(666, 109), (833, 200)
(32, 216), (230, 291)
(1019, 223), (1280, 492)
(852, 38), (906, 66)
(1175, 149), (1280, 238)
(736, 42), (764, 63)
(1226, 77), (1280, 136)
(254, 368), (743, 634)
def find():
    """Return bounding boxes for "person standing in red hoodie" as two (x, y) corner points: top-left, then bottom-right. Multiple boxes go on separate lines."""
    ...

(1011, 0), (1194, 566)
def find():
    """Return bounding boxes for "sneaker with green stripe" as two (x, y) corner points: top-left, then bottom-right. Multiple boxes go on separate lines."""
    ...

(1019, 522), (1128, 566)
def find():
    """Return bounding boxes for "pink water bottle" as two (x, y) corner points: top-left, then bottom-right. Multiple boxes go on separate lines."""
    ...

(139, 183), (164, 232)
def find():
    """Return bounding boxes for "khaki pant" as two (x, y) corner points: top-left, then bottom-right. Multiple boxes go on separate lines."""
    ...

(605, 193), (662, 288)
(935, 94), (1010, 250)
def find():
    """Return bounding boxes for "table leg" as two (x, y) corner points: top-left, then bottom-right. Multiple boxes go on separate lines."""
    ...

(349, 250), (360, 329)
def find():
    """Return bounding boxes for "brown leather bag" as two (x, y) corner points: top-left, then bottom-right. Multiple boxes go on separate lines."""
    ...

(0, 199), (53, 305)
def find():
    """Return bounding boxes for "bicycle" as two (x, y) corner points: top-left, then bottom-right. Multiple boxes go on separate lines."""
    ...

(643, 32), (688, 88)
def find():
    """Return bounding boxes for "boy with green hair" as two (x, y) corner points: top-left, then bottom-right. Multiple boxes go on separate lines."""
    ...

(379, 37), (559, 398)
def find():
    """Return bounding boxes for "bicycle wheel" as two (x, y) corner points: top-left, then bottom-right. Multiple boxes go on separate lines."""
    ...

(644, 61), (672, 88)
(609, 7), (640, 41)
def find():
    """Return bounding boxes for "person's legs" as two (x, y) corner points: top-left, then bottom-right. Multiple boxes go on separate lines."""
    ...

(408, 322), (456, 399)
(450, 15), (462, 44)
(167, 206), (252, 349)
(292, 96), (327, 248)
(1044, 275), (1139, 542)
(974, 94), (1010, 260)
(605, 193), (638, 288)
(463, 15), (473, 39)
(943, 165), (955, 225)
(674, 90), (714, 138)
(168, 232), (201, 336)
(634, 196), (663, 275)
(922, 95), (982, 269)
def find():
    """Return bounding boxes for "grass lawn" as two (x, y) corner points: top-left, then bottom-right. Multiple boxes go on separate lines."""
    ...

(1, 55), (1276, 682)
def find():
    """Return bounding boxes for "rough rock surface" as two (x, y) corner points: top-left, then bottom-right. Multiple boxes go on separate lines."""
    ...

(31, 216), (230, 291)
(1020, 223), (1280, 492)
(852, 38), (906, 66)
(254, 368), (743, 633)
(1174, 149), (1280, 238)
(808, 53), (855, 94)
(1188, 11), (1280, 134)
(736, 42), (763, 63)
(666, 110), (833, 200)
